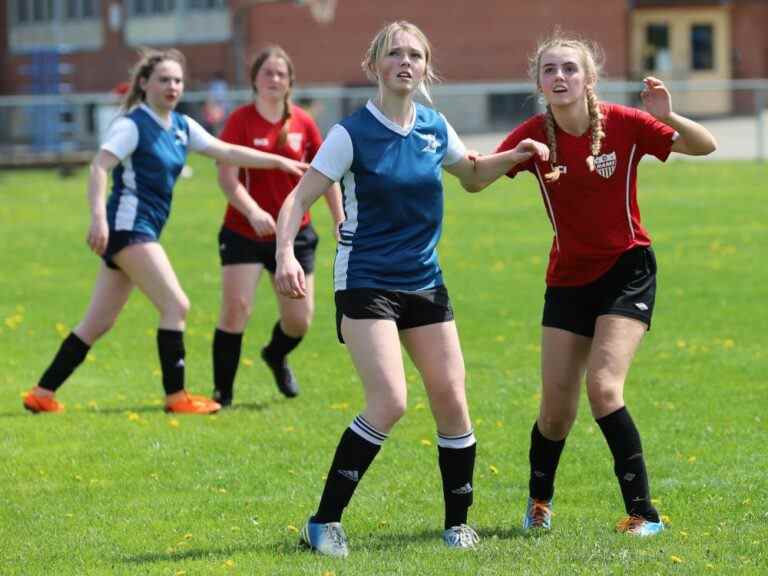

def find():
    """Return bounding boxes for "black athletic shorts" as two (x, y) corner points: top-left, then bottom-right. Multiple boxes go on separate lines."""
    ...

(103, 231), (156, 270)
(334, 285), (454, 344)
(542, 246), (657, 338)
(218, 224), (318, 274)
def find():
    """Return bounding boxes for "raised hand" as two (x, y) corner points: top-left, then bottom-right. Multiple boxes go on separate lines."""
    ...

(640, 76), (672, 121)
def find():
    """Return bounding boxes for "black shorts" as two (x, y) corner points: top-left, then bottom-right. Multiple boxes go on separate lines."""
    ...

(334, 285), (454, 344)
(102, 231), (156, 270)
(218, 224), (319, 274)
(542, 246), (657, 338)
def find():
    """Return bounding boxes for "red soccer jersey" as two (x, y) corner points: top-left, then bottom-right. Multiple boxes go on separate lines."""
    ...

(219, 103), (322, 241)
(496, 102), (676, 286)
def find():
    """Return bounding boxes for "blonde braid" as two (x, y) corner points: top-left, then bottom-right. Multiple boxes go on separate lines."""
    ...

(277, 92), (293, 147)
(543, 105), (561, 183)
(585, 86), (605, 171)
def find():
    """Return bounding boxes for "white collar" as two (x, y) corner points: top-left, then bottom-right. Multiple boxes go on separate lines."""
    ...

(365, 99), (416, 137)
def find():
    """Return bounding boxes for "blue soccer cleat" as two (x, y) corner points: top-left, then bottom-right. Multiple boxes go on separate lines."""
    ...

(523, 497), (552, 531)
(300, 518), (349, 557)
(616, 515), (665, 536)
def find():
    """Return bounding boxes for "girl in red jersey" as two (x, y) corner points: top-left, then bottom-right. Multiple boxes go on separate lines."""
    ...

(487, 33), (716, 535)
(211, 46), (343, 406)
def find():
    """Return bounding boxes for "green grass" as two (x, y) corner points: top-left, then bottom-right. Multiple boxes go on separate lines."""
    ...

(0, 158), (766, 575)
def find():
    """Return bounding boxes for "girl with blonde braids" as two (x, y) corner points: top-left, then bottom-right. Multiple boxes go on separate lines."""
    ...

(491, 32), (716, 535)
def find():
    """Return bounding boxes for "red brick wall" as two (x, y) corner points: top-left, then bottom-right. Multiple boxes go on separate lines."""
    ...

(731, 0), (768, 78)
(245, 0), (630, 85)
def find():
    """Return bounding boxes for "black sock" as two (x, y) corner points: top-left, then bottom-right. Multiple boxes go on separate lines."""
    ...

(262, 321), (301, 362)
(213, 328), (243, 399)
(157, 329), (185, 395)
(313, 415), (386, 523)
(438, 430), (476, 529)
(529, 421), (566, 501)
(596, 406), (659, 522)
(38, 332), (90, 392)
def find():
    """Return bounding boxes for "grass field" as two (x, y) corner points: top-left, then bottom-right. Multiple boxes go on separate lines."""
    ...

(0, 158), (766, 575)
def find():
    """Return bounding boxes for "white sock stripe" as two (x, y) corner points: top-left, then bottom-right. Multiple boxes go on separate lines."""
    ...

(350, 415), (388, 446)
(437, 430), (476, 449)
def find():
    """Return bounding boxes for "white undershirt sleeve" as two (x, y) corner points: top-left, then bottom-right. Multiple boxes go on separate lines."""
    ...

(185, 115), (216, 152)
(310, 124), (353, 182)
(441, 115), (467, 166)
(100, 117), (138, 160)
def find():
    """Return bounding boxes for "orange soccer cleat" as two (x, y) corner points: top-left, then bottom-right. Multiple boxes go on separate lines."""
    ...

(23, 390), (63, 413)
(164, 392), (221, 415)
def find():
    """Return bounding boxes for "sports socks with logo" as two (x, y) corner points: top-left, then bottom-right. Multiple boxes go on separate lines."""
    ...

(313, 415), (386, 523)
(212, 328), (243, 401)
(528, 421), (566, 501)
(438, 430), (477, 529)
(596, 406), (660, 522)
(157, 329), (186, 395)
(39, 332), (90, 392)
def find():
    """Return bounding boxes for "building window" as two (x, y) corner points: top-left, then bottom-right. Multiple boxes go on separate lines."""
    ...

(131, 0), (176, 16)
(13, 0), (99, 24)
(65, 0), (97, 20)
(691, 24), (714, 71)
(644, 23), (671, 72)
(187, 0), (225, 9)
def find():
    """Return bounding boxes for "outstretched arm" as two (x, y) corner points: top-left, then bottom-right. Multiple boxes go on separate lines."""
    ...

(275, 168), (335, 299)
(444, 139), (549, 193)
(641, 76), (717, 156)
(201, 137), (309, 177)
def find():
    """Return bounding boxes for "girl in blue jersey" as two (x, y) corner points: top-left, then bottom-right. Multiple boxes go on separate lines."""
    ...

(24, 48), (307, 415)
(274, 21), (548, 556)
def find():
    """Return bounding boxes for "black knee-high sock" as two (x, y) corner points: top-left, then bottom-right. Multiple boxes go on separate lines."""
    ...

(438, 430), (477, 529)
(529, 422), (566, 501)
(157, 329), (185, 395)
(313, 415), (386, 523)
(596, 406), (659, 522)
(213, 328), (243, 398)
(38, 332), (90, 392)
(262, 321), (301, 361)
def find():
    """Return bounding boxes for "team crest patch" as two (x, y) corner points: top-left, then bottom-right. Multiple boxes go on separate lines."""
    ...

(174, 129), (188, 146)
(594, 151), (616, 178)
(287, 132), (303, 152)
(416, 132), (440, 153)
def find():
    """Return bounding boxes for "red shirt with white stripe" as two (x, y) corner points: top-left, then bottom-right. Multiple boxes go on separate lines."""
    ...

(496, 102), (677, 286)
(219, 103), (322, 241)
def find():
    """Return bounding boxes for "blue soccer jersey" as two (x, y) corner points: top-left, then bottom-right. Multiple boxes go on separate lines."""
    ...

(311, 101), (465, 291)
(102, 104), (212, 238)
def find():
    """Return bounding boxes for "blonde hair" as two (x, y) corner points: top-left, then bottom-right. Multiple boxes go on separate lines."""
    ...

(361, 20), (438, 103)
(529, 32), (606, 182)
(122, 48), (186, 112)
(251, 45), (295, 147)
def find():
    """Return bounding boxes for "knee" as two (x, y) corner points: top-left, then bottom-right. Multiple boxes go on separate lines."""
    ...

(538, 410), (576, 440)
(219, 296), (251, 331)
(429, 379), (468, 420)
(77, 317), (116, 343)
(587, 379), (623, 416)
(368, 397), (407, 432)
(282, 313), (311, 337)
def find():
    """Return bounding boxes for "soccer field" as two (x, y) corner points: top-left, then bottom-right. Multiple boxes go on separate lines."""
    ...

(0, 159), (766, 575)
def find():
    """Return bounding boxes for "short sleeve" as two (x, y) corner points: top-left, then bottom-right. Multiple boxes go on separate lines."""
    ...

(441, 116), (467, 166)
(101, 117), (139, 160)
(633, 108), (678, 162)
(219, 107), (245, 146)
(310, 124), (353, 182)
(185, 115), (216, 152)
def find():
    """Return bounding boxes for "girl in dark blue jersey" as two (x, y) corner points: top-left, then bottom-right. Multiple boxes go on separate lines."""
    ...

(24, 48), (307, 415)
(274, 21), (548, 556)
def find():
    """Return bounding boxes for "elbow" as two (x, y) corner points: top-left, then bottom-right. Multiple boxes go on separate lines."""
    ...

(461, 180), (485, 194)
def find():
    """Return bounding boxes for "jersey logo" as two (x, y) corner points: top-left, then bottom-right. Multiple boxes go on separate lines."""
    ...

(174, 129), (188, 146)
(416, 132), (440, 154)
(252, 137), (269, 147)
(287, 132), (303, 152)
(594, 151), (617, 179)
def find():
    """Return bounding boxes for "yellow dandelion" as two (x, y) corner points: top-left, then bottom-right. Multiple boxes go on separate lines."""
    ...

(65, 513), (74, 518)
(705, 564), (715, 570)
(330, 402), (350, 411)
(420, 438), (432, 447)
(183, 533), (193, 540)
(55, 322), (68, 336)
(670, 555), (683, 563)
(722, 339), (735, 349)
(495, 420), (503, 428)
(414, 402), (425, 411)
(495, 335), (506, 342)
(127, 411), (140, 421)
(287, 525), (299, 533)
(661, 514), (671, 524)
(168, 419), (180, 428)
(87, 400), (98, 409)
(688, 456), (697, 464)
(676, 339), (687, 349)
(242, 357), (254, 367)
(223, 559), (235, 569)
(378, 520), (389, 528)
(742, 498), (751, 506)
(489, 464), (499, 475)
(322, 571), (336, 576)
(679, 531), (688, 538)
(283, 426), (295, 432)
(218, 488), (227, 494)
(175, 571), (187, 576)
(152, 368), (161, 376)
(85, 354), (95, 363)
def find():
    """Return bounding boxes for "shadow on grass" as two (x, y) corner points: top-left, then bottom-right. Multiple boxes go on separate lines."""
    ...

(117, 544), (257, 565)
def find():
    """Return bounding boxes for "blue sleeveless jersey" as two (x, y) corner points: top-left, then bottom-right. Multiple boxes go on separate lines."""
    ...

(106, 108), (190, 238)
(335, 103), (450, 291)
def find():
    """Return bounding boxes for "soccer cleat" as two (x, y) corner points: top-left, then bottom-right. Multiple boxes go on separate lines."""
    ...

(442, 524), (480, 549)
(212, 388), (233, 408)
(300, 518), (349, 558)
(23, 391), (63, 413)
(164, 392), (221, 414)
(616, 515), (665, 537)
(261, 348), (299, 398)
(523, 497), (552, 531)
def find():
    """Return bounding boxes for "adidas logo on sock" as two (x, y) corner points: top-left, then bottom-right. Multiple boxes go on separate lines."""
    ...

(634, 302), (649, 311)
(337, 469), (359, 482)
(451, 482), (473, 495)
(175, 359), (185, 368)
